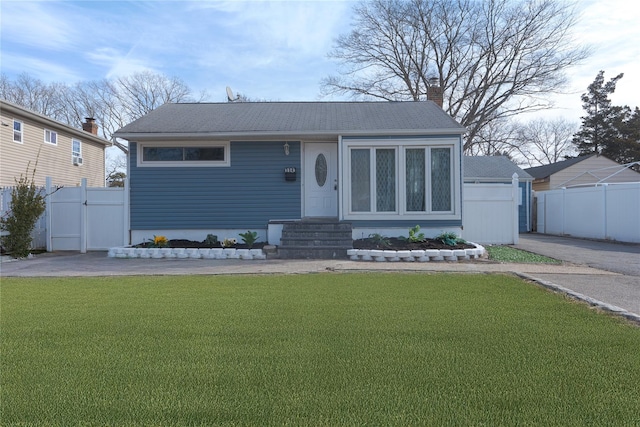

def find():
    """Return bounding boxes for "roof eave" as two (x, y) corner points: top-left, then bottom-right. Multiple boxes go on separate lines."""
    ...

(113, 128), (466, 141)
(1, 100), (112, 147)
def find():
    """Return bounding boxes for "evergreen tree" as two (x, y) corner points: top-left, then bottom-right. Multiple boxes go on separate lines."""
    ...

(573, 70), (624, 156)
(608, 106), (640, 167)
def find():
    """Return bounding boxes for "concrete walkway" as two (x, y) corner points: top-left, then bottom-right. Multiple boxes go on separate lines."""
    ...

(2, 233), (639, 324)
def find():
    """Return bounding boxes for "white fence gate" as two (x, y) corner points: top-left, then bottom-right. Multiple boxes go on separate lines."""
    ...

(535, 183), (640, 243)
(462, 174), (520, 245)
(46, 177), (128, 251)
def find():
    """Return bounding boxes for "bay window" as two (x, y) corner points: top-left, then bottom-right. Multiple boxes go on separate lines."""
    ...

(344, 138), (458, 219)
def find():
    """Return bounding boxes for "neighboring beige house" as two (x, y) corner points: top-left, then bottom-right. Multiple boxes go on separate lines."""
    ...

(1, 99), (111, 187)
(525, 154), (640, 191)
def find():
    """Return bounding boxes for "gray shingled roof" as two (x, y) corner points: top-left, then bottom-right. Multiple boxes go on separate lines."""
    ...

(523, 155), (595, 179)
(114, 101), (465, 138)
(464, 156), (533, 181)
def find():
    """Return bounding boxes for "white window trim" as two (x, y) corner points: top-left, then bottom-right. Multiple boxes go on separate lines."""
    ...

(137, 141), (230, 167)
(13, 120), (23, 144)
(340, 137), (461, 221)
(72, 138), (82, 157)
(44, 129), (57, 145)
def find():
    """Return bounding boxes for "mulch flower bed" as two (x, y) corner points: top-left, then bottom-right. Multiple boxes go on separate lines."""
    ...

(133, 239), (267, 249)
(132, 238), (474, 251)
(353, 237), (474, 251)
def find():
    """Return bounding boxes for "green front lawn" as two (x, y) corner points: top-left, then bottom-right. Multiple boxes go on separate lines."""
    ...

(2, 274), (639, 426)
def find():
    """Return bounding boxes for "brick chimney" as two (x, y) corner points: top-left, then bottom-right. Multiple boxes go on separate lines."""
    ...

(426, 77), (443, 108)
(82, 117), (98, 135)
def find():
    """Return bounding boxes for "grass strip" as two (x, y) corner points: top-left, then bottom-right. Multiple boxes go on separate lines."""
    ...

(486, 245), (562, 264)
(2, 273), (639, 426)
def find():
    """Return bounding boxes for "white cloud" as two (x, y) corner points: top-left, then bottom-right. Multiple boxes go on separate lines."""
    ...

(0, 1), (77, 50)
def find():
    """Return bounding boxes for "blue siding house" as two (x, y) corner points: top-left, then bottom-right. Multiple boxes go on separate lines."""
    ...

(114, 101), (466, 246)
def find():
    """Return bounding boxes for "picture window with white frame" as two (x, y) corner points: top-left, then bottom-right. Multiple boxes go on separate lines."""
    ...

(44, 129), (57, 145)
(138, 142), (230, 167)
(345, 139), (456, 218)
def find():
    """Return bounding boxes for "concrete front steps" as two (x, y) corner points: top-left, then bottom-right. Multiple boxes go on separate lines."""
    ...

(277, 220), (353, 259)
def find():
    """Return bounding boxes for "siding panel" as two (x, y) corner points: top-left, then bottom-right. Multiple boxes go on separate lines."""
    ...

(130, 141), (302, 229)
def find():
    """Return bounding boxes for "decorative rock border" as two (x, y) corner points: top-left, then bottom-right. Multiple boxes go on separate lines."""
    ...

(107, 247), (267, 260)
(108, 243), (485, 262)
(346, 243), (485, 262)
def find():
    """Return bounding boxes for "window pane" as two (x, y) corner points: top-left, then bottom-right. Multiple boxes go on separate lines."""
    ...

(72, 139), (81, 156)
(431, 148), (451, 211)
(376, 149), (395, 212)
(14, 121), (21, 131)
(351, 149), (371, 212)
(143, 147), (182, 161)
(315, 153), (327, 187)
(184, 147), (224, 161)
(406, 149), (425, 211)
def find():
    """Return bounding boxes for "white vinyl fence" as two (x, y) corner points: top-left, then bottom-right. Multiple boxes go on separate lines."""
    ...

(535, 183), (640, 243)
(1, 178), (127, 253)
(462, 174), (520, 245)
(46, 177), (128, 251)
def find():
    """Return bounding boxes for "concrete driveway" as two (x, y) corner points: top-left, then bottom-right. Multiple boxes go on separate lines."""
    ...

(513, 233), (640, 321)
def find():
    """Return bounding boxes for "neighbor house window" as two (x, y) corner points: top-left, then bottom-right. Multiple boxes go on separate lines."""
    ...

(13, 120), (23, 143)
(344, 138), (458, 219)
(44, 129), (57, 145)
(138, 142), (230, 167)
(72, 139), (82, 158)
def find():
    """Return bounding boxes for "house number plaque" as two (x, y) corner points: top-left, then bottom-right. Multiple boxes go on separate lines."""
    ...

(284, 167), (297, 181)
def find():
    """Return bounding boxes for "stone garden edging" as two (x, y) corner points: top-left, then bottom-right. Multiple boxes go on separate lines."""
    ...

(108, 243), (485, 262)
(107, 247), (267, 260)
(347, 243), (485, 262)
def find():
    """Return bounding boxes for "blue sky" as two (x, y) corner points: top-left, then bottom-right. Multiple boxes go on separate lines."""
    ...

(1, 0), (638, 123)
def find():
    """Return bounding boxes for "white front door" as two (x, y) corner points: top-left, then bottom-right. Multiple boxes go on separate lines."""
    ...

(304, 143), (338, 217)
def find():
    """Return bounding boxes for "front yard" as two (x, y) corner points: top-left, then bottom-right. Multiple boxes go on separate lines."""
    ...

(2, 273), (639, 426)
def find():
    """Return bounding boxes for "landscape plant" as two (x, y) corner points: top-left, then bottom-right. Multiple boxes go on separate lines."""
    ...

(405, 224), (425, 242)
(368, 233), (391, 248)
(435, 231), (465, 246)
(0, 167), (46, 258)
(238, 230), (258, 248)
(150, 235), (168, 248)
(204, 234), (218, 246)
(221, 237), (237, 248)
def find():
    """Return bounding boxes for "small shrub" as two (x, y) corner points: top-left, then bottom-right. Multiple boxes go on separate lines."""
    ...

(221, 238), (237, 248)
(204, 234), (218, 246)
(405, 225), (425, 243)
(151, 235), (168, 248)
(0, 172), (46, 258)
(436, 231), (465, 246)
(368, 233), (391, 248)
(238, 231), (258, 249)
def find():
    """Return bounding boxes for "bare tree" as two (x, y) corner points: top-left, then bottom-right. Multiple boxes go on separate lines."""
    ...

(516, 118), (578, 166)
(323, 0), (589, 152)
(0, 73), (67, 121)
(2, 71), (209, 180)
(467, 119), (523, 162)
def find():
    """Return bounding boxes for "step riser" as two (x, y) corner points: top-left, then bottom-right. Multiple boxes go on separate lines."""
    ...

(280, 239), (353, 247)
(281, 231), (352, 239)
(283, 224), (352, 232)
(278, 248), (349, 260)
(278, 221), (353, 259)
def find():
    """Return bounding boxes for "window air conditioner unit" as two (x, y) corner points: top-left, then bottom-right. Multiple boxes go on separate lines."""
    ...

(73, 157), (83, 166)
